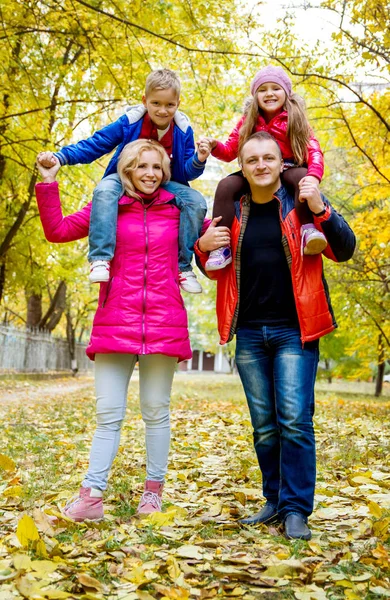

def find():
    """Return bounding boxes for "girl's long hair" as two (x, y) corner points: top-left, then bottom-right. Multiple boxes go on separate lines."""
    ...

(238, 91), (312, 165)
(117, 139), (171, 199)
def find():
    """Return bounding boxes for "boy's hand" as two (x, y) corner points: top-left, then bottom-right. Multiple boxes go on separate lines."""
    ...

(37, 151), (58, 169)
(196, 138), (212, 162)
(36, 155), (61, 183)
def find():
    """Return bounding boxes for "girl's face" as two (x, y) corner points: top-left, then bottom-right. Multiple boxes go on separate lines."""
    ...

(257, 82), (286, 119)
(131, 149), (164, 194)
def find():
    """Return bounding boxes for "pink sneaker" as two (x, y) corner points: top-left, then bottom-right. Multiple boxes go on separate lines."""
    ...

(63, 487), (104, 522)
(137, 480), (163, 515)
(205, 246), (232, 271)
(300, 224), (327, 256)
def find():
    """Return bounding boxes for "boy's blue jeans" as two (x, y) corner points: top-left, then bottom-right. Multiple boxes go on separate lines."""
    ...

(235, 325), (319, 520)
(88, 174), (207, 272)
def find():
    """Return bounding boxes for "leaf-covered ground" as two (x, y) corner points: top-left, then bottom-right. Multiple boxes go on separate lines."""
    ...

(1, 374), (390, 600)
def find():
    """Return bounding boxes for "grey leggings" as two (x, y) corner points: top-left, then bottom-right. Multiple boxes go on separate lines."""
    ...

(82, 353), (177, 491)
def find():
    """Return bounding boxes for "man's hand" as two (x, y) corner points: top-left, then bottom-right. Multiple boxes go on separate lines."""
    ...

(298, 176), (325, 214)
(198, 216), (231, 252)
(36, 155), (61, 183)
(37, 151), (58, 169)
(196, 138), (212, 162)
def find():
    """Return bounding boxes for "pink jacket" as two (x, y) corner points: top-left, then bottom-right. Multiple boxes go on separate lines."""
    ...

(35, 182), (192, 362)
(212, 111), (324, 181)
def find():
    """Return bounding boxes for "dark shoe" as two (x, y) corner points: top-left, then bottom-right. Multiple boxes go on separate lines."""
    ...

(284, 513), (312, 540)
(239, 503), (279, 525)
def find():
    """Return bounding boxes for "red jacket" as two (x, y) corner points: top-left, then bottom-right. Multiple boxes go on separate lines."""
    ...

(195, 186), (355, 345)
(35, 182), (192, 362)
(212, 111), (324, 181)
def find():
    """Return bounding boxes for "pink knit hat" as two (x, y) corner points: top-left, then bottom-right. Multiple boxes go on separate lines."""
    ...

(250, 66), (292, 97)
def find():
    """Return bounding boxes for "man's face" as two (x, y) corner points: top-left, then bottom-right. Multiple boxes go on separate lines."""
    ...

(240, 138), (283, 191)
(142, 88), (180, 130)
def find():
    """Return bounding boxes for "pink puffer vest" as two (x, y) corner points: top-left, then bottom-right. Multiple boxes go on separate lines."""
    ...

(35, 182), (192, 362)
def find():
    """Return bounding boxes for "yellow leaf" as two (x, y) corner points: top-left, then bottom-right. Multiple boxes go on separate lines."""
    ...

(16, 515), (40, 547)
(0, 454), (16, 472)
(263, 559), (307, 578)
(233, 492), (246, 506)
(368, 500), (382, 518)
(373, 517), (390, 538)
(15, 575), (44, 599)
(144, 510), (176, 528)
(167, 557), (182, 581)
(13, 555), (33, 570)
(335, 580), (354, 588)
(344, 592), (362, 600)
(41, 590), (70, 599)
(3, 485), (24, 498)
(31, 560), (58, 577)
(35, 539), (48, 558)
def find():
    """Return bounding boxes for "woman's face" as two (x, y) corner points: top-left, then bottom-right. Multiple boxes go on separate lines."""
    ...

(131, 149), (164, 194)
(257, 82), (286, 118)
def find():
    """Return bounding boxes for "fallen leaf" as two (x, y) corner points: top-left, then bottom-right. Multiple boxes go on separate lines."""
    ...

(16, 515), (40, 547)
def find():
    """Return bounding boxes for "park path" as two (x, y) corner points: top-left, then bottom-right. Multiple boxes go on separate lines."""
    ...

(0, 376), (94, 403)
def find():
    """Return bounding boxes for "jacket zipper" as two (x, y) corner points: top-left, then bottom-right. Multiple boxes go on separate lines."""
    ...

(102, 277), (114, 308)
(142, 204), (148, 353)
(277, 199), (305, 344)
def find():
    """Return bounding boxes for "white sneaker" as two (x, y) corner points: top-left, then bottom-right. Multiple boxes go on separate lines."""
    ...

(89, 260), (110, 283)
(178, 271), (202, 294)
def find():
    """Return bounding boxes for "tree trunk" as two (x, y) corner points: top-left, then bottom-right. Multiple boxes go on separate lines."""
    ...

(39, 280), (67, 332)
(26, 294), (42, 328)
(0, 260), (5, 305)
(324, 358), (332, 384)
(66, 309), (78, 376)
(375, 334), (385, 397)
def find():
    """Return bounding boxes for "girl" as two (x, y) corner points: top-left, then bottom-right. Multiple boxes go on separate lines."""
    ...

(35, 139), (192, 521)
(204, 65), (327, 270)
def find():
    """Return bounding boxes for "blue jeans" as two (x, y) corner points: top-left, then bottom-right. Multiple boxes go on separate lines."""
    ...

(235, 326), (319, 520)
(88, 174), (207, 272)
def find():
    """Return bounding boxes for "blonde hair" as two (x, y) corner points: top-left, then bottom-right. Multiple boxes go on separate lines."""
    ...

(117, 139), (171, 199)
(238, 91), (312, 166)
(145, 68), (181, 98)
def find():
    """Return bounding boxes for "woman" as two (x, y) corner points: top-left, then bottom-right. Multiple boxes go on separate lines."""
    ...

(35, 139), (192, 521)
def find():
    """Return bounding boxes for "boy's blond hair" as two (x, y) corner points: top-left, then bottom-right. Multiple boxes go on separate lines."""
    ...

(117, 139), (171, 199)
(145, 68), (181, 98)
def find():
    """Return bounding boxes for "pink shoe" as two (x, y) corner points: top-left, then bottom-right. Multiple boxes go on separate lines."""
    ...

(205, 246), (232, 271)
(300, 224), (327, 256)
(63, 487), (104, 522)
(137, 480), (163, 515)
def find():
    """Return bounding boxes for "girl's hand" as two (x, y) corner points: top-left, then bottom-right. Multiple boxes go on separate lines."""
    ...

(298, 177), (325, 214)
(198, 217), (231, 252)
(196, 138), (212, 162)
(36, 155), (61, 183)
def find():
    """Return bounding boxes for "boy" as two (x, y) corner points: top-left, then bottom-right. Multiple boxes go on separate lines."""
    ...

(37, 69), (210, 293)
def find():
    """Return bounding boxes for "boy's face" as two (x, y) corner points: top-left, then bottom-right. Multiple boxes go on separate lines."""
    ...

(142, 88), (180, 130)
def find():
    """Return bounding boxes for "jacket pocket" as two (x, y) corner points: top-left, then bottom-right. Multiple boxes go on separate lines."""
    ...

(100, 277), (115, 308)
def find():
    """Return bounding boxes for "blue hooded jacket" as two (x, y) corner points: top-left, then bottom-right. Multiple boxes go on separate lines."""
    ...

(55, 105), (206, 185)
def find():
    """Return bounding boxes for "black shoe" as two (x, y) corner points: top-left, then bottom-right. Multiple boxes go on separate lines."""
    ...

(239, 503), (279, 525)
(284, 513), (312, 540)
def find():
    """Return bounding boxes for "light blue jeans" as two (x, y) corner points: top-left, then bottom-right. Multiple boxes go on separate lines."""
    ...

(82, 353), (177, 491)
(235, 326), (319, 520)
(88, 174), (207, 272)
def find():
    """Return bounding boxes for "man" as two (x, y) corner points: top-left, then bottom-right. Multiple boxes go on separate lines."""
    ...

(195, 131), (355, 540)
